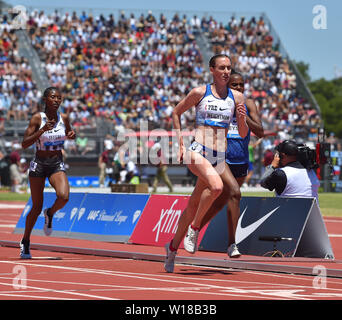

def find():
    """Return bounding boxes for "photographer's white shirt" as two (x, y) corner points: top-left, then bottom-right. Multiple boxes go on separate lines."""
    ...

(260, 161), (320, 204)
(280, 166), (319, 202)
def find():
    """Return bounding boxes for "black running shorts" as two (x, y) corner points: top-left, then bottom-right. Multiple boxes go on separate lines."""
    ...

(29, 155), (66, 178)
(228, 163), (249, 178)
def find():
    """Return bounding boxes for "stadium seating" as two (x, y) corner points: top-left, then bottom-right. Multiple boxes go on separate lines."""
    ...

(0, 8), (329, 184)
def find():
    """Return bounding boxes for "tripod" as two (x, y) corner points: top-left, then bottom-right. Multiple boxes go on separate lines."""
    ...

(259, 236), (293, 257)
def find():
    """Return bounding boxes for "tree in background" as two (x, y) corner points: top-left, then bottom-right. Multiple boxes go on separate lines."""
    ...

(295, 61), (342, 138)
(309, 78), (342, 139)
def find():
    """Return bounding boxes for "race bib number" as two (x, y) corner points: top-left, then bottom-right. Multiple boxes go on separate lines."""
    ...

(227, 120), (242, 139)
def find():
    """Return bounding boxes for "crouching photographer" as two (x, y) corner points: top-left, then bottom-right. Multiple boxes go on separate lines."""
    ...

(260, 140), (320, 203)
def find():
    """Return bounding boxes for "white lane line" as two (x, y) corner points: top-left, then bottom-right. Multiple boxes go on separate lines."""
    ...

(0, 260), (313, 300)
(2, 259), (342, 300)
(0, 279), (117, 300)
(0, 292), (76, 300)
(0, 204), (25, 209)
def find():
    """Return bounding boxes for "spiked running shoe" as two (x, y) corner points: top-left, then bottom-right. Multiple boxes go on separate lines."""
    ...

(43, 208), (53, 236)
(227, 243), (241, 258)
(164, 242), (177, 273)
(20, 239), (32, 259)
(183, 225), (199, 254)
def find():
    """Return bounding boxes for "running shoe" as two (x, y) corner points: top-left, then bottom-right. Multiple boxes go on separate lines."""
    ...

(43, 208), (53, 236)
(164, 242), (177, 273)
(183, 225), (199, 254)
(227, 243), (241, 258)
(20, 239), (31, 259)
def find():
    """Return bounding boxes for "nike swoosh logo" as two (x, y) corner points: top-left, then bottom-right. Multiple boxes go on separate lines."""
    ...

(235, 206), (280, 244)
(219, 107), (228, 111)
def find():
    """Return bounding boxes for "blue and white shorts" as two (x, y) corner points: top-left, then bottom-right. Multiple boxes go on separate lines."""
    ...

(188, 141), (226, 167)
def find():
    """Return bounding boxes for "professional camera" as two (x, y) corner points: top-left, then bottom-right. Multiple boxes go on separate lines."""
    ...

(296, 144), (319, 170)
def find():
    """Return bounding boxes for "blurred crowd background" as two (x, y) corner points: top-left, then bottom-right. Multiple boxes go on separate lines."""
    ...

(0, 7), (341, 191)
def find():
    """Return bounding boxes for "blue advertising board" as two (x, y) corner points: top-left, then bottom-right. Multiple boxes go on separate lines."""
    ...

(14, 192), (150, 242)
(44, 176), (108, 188)
(14, 192), (87, 238)
(69, 193), (149, 241)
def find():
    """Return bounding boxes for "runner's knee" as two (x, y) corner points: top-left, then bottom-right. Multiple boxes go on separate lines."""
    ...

(209, 180), (223, 198)
(229, 184), (241, 202)
(30, 204), (43, 215)
(56, 191), (69, 204)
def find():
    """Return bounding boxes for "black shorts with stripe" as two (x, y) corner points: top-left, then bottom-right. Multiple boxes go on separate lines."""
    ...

(29, 155), (66, 178)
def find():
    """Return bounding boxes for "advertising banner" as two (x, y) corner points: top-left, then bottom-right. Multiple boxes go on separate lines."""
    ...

(129, 194), (209, 248)
(69, 193), (149, 242)
(14, 192), (149, 242)
(14, 192), (86, 238)
(199, 197), (334, 259)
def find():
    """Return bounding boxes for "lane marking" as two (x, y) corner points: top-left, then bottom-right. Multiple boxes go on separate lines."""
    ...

(0, 224), (16, 228)
(0, 204), (25, 209)
(2, 260), (341, 300)
(0, 280), (117, 300)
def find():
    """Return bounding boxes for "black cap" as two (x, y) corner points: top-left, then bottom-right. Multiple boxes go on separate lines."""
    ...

(276, 140), (298, 156)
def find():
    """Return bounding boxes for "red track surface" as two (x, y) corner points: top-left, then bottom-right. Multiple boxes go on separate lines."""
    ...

(0, 201), (342, 301)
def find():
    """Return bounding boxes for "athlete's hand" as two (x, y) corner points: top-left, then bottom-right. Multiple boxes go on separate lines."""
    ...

(42, 119), (56, 132)
(67, 130), (76, 140)
(236, 103), (247, 119)
(177, 143), (186, 164)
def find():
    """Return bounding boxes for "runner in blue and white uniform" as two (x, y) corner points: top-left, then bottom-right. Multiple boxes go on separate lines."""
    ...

(199, 72), (264, 248)
(164, 55), (249, 272)
(19, 87), (76, 259)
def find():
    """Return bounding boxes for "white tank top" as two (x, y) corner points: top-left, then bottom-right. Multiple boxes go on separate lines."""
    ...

(36, 112), (66, 151)
(195, 84), (235, 129)
(279, 166), (320, 203)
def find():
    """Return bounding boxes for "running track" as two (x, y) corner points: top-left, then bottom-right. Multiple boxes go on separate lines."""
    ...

(0, 201), (342, 301)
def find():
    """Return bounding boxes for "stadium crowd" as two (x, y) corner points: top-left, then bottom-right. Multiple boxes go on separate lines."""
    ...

(26, 9), (207, 134)
(0, 28), (41, 129)
(0, 8), (338, 190)
(23, 11), (321, 140)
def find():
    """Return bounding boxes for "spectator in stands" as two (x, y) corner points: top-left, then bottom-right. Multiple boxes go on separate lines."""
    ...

(0, 150), (6, 187)
(244, 137), (262, 187)
(122, 159), (140, 184)
(6, 103), (18, 121)
(104, 134), (114, 152)
(326, 132), (337, 145)
(75, 132), (92, 155)
(151, 140), (173, 193)
(0, 90), (10, 135)
(17, 99), (29, 121)
(19, 158), (29, 188)
(9, 149), (22, 193)
(263, 146), (274, 169)
(98, 146), (110, 187)
(112, 144), (125, 184)
(64, 138), (77, 154)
